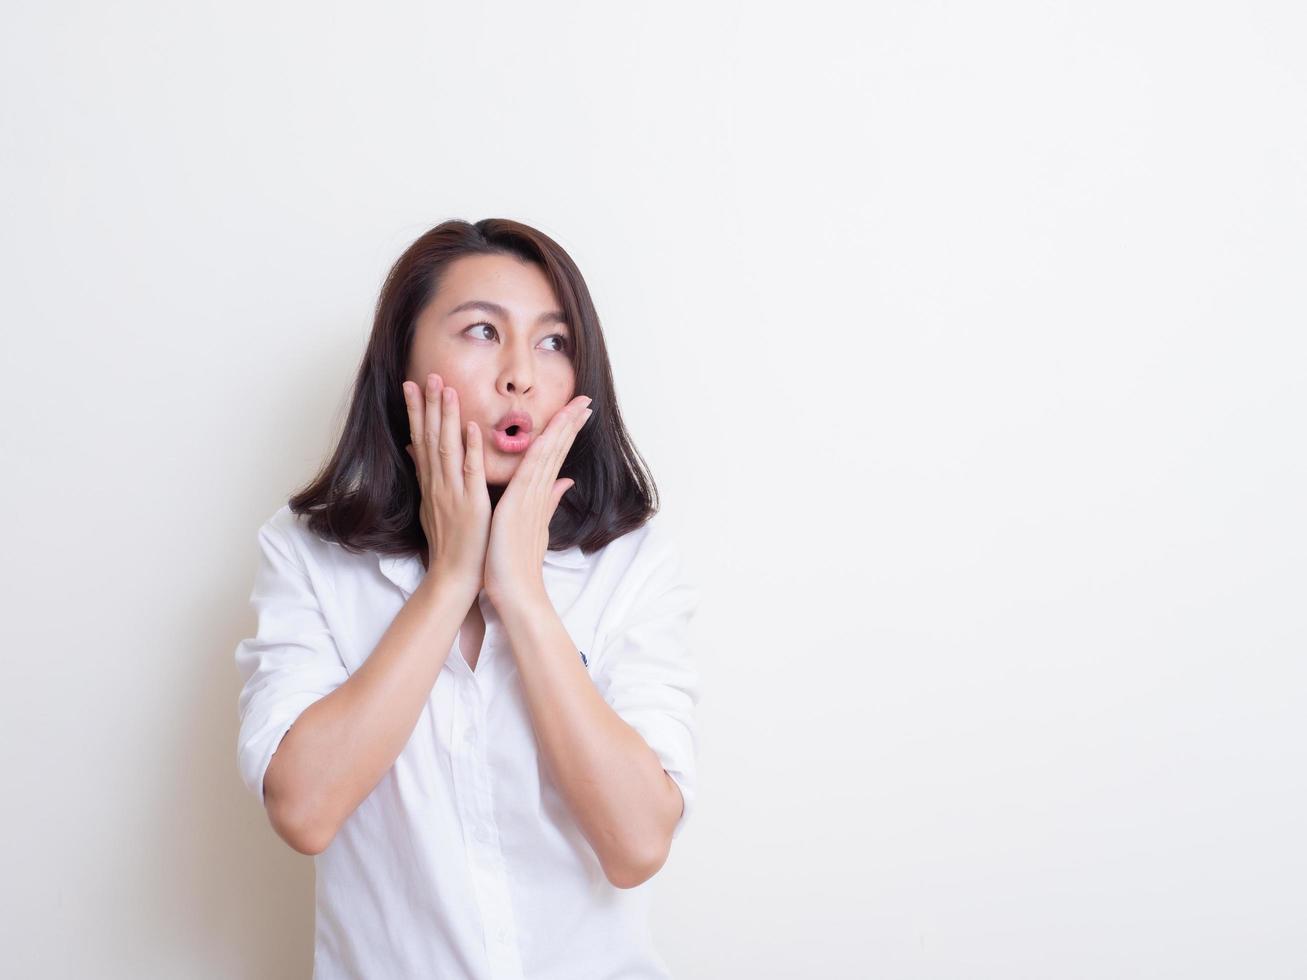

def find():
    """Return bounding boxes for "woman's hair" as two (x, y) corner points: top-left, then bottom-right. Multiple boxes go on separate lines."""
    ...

(288, 217), (659, 559)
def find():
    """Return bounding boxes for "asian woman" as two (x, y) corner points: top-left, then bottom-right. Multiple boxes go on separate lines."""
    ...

(234, 217), (702, 979)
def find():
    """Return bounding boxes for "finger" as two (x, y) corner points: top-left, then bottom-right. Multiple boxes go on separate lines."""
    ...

(509, 395), (591, 500)
(423, 373), (445, 485)
(403, 381), (428, 484)
(547, 477), (575, 521)
(515, 407), (563, 496)
(463, 420), (486, 496)
(530, 397), (592, 486)
(438, 384), (465, 494)
(542, 400), (594, 489)
(555, 407), (594, 487)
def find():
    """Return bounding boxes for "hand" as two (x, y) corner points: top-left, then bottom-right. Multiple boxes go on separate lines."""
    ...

(483, 393), (594, 609)
(402, 373), (491, 601)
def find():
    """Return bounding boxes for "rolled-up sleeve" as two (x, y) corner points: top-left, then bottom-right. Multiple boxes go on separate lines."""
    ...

(593, 535), (703, 840)
(234, 516), (349, 807)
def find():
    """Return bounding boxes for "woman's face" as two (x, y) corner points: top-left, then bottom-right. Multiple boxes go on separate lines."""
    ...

(407, 253), (578, 488)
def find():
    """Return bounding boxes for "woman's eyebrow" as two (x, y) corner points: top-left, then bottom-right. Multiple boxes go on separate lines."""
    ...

(446, 299), (567, 327)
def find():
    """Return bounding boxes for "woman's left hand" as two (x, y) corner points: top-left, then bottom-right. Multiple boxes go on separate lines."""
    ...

(483, 394), (594, 609)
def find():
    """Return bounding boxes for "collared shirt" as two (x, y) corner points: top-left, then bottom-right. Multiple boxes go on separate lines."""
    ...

(234, 503), (701, 980)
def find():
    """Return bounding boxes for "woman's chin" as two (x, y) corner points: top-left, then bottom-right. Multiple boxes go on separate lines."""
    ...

(485, 458), (522, 484)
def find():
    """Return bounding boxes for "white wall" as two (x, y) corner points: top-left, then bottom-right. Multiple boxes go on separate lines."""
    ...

(2, 1), (1303, 976)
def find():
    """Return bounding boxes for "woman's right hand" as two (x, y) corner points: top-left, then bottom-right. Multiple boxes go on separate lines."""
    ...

(402, 373), (491, 599)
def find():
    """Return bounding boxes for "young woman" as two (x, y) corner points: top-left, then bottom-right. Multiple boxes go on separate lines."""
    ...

(234, 218), (701, 979)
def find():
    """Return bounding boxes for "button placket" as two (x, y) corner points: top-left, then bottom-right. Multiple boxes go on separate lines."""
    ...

(449, 658), (524, 978)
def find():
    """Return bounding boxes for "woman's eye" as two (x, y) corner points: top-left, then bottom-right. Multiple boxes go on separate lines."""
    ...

(466, 323), (570, 353)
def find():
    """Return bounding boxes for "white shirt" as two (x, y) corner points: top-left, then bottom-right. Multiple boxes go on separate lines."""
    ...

(234, 503), (701, 980)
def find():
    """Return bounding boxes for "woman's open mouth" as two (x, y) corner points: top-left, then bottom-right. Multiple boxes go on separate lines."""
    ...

(491, 427), (531, 453)
(491, 412), (534, 454)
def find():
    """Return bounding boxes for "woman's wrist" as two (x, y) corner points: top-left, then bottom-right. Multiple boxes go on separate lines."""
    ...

(413, 569), (481, 616)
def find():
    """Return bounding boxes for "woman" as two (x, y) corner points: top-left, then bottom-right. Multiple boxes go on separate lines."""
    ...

(233, 218), (702, 979)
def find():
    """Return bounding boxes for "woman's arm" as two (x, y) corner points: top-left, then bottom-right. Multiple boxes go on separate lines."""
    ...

(496, 594), (686, 889)
(263, 576), (476, 855)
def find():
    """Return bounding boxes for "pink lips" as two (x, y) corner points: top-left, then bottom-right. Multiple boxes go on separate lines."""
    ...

(491, 427), (532, 453)
(491, 411), (534, 454)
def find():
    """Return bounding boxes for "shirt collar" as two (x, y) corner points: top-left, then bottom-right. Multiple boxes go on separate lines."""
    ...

(377, 545), (587, 597)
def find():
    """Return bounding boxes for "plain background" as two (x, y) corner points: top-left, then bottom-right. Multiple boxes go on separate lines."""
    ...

(2, 1), (1303, 977)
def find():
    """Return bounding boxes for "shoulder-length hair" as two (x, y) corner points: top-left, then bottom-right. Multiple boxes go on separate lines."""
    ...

(288, 217), (658, 559)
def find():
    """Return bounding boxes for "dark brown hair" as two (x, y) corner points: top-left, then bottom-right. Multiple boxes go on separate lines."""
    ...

(287, 218), (658, 560)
